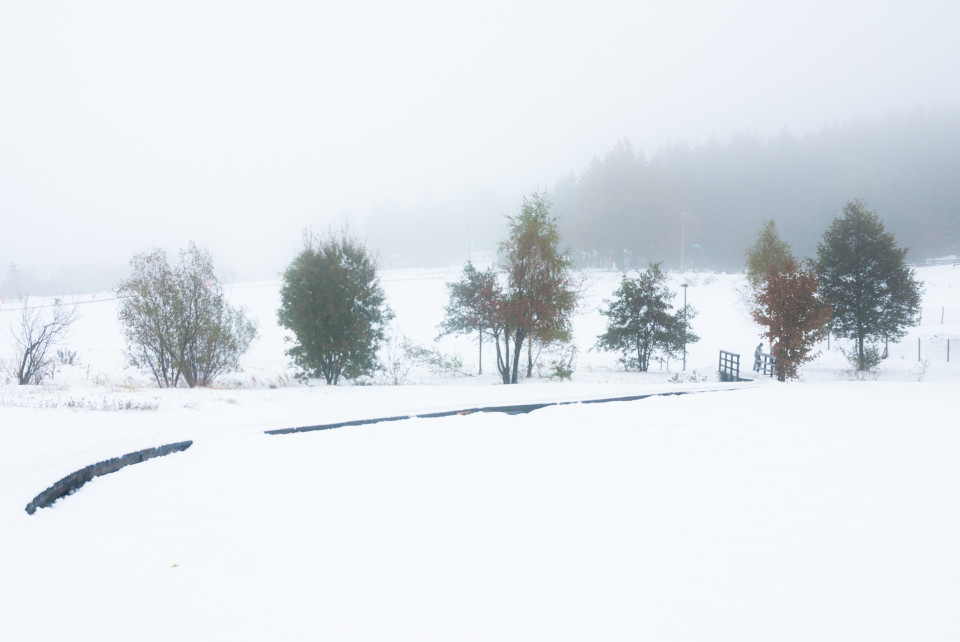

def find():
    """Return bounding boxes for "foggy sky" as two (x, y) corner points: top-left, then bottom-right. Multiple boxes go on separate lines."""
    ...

(2, 0), (959, 294)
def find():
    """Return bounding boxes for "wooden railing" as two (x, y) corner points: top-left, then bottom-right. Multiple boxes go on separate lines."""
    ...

(758, 353), (776, 378)
(718, 350), (741, 382)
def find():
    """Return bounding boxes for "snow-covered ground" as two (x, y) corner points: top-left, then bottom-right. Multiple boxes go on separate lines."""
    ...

(1, 264), (958, 640)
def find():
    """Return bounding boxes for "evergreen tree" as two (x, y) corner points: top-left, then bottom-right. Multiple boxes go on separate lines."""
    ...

(495, 191), (580, 384)
(574, 138), (647, 269)
(278, 232), (393, 384)
(437, 261), (501, 374)
(816, 200), (922, 369)
(745, 219), (794, 291)
(752, 258), (832, 381)
(595, 262), (697, 371)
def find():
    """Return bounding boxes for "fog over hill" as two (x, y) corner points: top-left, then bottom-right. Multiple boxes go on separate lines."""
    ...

(2, 2), (959, 296)
(554, 108), (960, 272)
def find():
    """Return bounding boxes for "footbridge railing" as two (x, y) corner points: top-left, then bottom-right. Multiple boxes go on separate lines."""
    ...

(719, 350), (741, 382)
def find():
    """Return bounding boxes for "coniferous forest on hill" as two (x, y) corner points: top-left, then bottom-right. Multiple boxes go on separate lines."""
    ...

(366, 108), (960, 272)
(554, 108), (960, 271)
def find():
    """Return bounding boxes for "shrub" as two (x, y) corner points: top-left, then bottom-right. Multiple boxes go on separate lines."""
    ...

(116, 243), (257, 388)
(842, 344), (882, 380)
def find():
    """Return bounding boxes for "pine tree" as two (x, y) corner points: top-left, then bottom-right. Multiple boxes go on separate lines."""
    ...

(574, 138), (647, 268)
(595, 262), (697, 371)
(816, 200), (922, 369)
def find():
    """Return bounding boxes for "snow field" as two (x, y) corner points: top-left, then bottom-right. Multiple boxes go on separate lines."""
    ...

(3, 384), (959, 640)
(1, 264), (959, 640)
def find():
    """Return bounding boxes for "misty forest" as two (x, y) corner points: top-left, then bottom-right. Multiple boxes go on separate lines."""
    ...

(366, 108), (960, 271)
(2, 108), (957, 299)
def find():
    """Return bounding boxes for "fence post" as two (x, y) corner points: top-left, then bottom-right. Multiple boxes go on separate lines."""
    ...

(918, 337), (921, 361)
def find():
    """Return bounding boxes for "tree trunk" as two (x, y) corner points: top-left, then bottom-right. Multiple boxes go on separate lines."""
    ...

(510, 331), (525, 384)
(526, 335), (534, 378)
(477, 330), (483, 375)
(495, 329), (511, 384)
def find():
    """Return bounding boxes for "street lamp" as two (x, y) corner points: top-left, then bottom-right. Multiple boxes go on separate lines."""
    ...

(680, 212), (685, 272)
(681, 283), (689, 371)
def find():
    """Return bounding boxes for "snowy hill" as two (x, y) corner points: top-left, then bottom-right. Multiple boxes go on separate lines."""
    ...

(1, 265), (959, 641)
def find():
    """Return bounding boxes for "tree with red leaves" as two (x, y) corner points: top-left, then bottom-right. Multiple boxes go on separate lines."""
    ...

(752, 259), (832, 381)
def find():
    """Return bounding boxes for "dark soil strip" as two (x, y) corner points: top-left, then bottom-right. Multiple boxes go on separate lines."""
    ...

(25, 441), (193, 515)
(265, 389), (713, 436)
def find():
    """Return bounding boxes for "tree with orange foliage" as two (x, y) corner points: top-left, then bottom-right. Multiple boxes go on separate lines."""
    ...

(495, 191), (580, 384)
(752, 259), (832, 381)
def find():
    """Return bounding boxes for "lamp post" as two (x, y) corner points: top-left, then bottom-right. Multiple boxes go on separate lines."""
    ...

(680, 212), (685, 272)
(681, 283), (688, 371)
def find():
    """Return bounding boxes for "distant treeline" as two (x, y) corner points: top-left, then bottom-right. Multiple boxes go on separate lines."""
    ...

(14, 108), (952, 299)
(554, 108), (960, 271)
(365, 108), (959, 272)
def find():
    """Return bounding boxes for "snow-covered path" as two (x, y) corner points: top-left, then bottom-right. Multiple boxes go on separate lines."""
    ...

(2, 382), (958, 641)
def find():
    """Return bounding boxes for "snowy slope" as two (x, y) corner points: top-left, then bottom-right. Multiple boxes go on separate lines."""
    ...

(1, 265), (958, 640)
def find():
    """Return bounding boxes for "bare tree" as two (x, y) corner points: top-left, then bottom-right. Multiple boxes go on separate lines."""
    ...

(11, 297), (79, 385)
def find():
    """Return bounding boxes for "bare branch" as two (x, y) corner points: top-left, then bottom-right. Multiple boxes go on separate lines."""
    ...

(10, 296), (79, 385)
